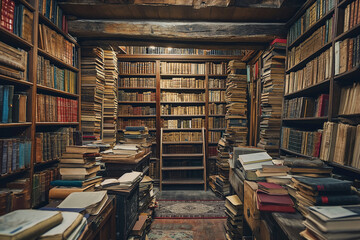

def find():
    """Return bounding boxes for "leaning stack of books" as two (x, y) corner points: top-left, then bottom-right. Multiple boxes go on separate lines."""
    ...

(224, 60), (248, 146)
(225, 195), (243, 240)
(81, 47), (105, 142)
(291, 177), (360, 216)
(257, 39), (286, 157)
(300, 205), (360, 240)
(103, 49), (118, 145)
(49, 146), (102, 200)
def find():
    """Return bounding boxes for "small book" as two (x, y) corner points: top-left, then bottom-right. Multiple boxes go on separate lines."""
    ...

(0, 210), (63, 240)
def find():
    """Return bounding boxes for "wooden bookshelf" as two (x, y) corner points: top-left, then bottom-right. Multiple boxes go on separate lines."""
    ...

(0, 0), (82, 211)
(281, 0), (360, 176)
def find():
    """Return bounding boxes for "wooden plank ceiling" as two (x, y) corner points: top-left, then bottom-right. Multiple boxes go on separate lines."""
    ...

(60, 0), (306, 49)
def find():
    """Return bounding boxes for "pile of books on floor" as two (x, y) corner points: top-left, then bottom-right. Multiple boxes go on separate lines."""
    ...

(300, 205), (360, 240)
(103, 49), (118, 145)
(257, 39), (286, 157)
(49, 145), (102, 200)
(225, 60), (248, 146)
(291, 177), (360, 216)
(256, 182), (295, 213)
(81, 47), (105, 142)
(225, 195), (243, 240)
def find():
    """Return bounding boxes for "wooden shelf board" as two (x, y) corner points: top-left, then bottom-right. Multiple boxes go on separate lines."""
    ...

(38, 49), (79, 72)
(162, 141), (203, 145)
(0, 27), (33, 49)
(337, 113), (360, 118)
(209, 88), (226, 90)
(161, 115), (205, 118)
(209, 101), (226, 104)
(118, 128), (156, 131)
(209, 114), (226, 117)
(119, 73), (156, 76)
(280, 148), (313, 158)
(36, 122), (79, 126)
(0, 168), (29, 180)
(287, 8), (335, 50)
(338, 0), (356, 8)
(161, 102), (206, 104)
(0, 122), (32, 128)
(282, 117), (328, 123)
(162, 128), (202, 131)
(0, 75), (33, 87)
(34, 159), (59, 169)
(334, 66), (360, 84)
(162, 153), (204, 157)
(284, 79), (330, 98)
(326, 161), (360, 174)
(162, 166), (204, 171)
(286, 41), (332, 73)
(162, 179), (204, 185)
(117, 115), (156, 118)
(160, 74), (205, 77)
(208, 74), (228, 77)
(209, 128), (226, 131)
(38, 13), (79, 46)
(37, 85), (79, 98)
(117, 54), (243, 61)
(118, 101), (156, 104)
(17, 0), (35, 11)
(335, 23), (360, 42)
(161, 88), (205, 91)
(118, 87), (156, 90)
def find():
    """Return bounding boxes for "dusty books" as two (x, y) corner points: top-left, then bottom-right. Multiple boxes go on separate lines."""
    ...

(39, 212), (83, 240)
(225, 195), (243, 240)
(0, 210), (63, 240)
(257, 42), (285, 157)
(57, 191), (108, 215)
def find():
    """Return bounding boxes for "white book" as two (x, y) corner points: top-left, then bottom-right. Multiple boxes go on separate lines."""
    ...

(39, 212), (83, 239)
(334, 41), (340, 75)
(238, 152), (272, 166)
(242, 160), (273, 171)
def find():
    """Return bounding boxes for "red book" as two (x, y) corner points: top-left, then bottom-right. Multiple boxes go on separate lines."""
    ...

(57, 97), (61, 122)
(257, 182), (288, 195)
(257, 192), (295, 213)
(270, 38), (287, 46)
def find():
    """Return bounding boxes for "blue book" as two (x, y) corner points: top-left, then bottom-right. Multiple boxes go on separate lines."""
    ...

(54, 66), (57, 89)
(19, 141), (24, 169)
(25, 140), (31, 168)
(7, 85), (14, 123)
(0, 85), (4, 121)
(2, 85), (9, 123)
(45, 0), (51, 18)
(12, 140), (18, 171)
(2, 141), (8, 174)
(125, 126), (145, 131)
(51, 176), (102, 188)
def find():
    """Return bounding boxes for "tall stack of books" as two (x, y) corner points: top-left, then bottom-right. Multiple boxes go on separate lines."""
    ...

(224, 60), (248, 146)
(291, 177), (360, 216)
(300, 205), (360, 240)
(257, 40), (286, 157)
(81, 47), (105, 142)
(49, 146), (102, 200)
(103, 49), (118, 145)
(225, 195), (243, 240)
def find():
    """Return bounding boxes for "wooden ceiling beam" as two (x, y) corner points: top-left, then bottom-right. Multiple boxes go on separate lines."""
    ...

(68, 20), (286, 43)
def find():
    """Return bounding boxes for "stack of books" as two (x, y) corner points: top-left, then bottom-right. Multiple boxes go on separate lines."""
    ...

(256, 165), (291, 185)
(291, 177), (360, 216)
(102, 49), (118, 145)
(100, 171), (142, 190)
(284, 157), (333, 178)
(122, 126), (152, 148)
(300, 205), (360, 240)
(225, 60), (248, 146)
(0, 209), (87, 240)
(139, 176), (155, 213)
(225, 195), (243, 240)
(0, 41), (28, 81)
(256, 182), (295, 213)
(81, 47), (105, 142)
(49, 146), (102, 200)
(128, 215), (148, 240)
(101, 143), (147, 163)
(0, 178), (31, 215)
(236, 151), (273, 181)
(257, 40), (286, 157)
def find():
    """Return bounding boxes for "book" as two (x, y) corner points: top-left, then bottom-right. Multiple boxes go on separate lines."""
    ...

(0, 210), (63, 240)
(238, 152), (272, 166)
(292, 177), (353, 193)
(256, 192), (295, 213)
(49, 184), (95, 199)
(50, 176), (102, 188)
(39, 212), (83, 240)
(257, 182), (288, 195)
(65, 146), (99, 154)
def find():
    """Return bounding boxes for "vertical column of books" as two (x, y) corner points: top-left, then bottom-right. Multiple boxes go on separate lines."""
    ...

(319, 1), (360, 171)
(117, 61), (156, 143)
(81, 47), (105, 143)
(102, 50), (118, 145)
(281, 0), (335, 158)
(35, 1), (80, 207)
(0, 0), (34, 215)
(208, 62), (227, 177)
(159, 61), (206, 189)
(256, 40), (286, 157)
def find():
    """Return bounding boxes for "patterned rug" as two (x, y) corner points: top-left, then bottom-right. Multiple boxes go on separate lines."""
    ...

(148, 230), (194, 240)
(155, 200), (226, 219)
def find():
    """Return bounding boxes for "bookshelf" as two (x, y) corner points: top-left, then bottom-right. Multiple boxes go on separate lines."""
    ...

(281, 0), (360, 176)
(0, 0), (81, 213)
(117, 54), (242, 186)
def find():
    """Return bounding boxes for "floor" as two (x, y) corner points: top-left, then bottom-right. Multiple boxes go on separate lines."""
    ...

(149, 189), (227, 240)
